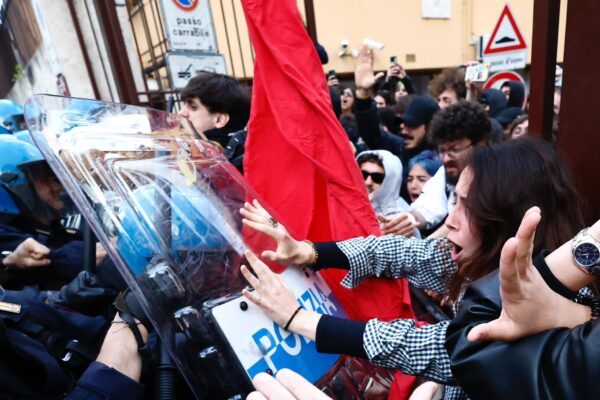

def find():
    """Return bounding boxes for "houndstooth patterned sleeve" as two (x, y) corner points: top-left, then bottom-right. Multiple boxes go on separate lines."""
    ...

(337, 235), (456, 294)
(363, 318), (455, 384)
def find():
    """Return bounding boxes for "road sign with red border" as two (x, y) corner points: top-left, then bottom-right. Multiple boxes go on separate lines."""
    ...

(172, 0), (199, 12)
(483, 4), (527, 55)
(484, 71), (527, 109)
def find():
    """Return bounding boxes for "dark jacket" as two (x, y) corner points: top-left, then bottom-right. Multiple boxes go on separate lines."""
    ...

(445, 252), (600, 400)
(0, 220), (85, 288)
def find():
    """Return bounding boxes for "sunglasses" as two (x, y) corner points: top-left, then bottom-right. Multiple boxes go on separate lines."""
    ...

(361, 170), (385, 184)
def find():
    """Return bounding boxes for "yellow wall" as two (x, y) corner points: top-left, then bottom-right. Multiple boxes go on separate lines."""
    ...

(134, 0), (568, 82)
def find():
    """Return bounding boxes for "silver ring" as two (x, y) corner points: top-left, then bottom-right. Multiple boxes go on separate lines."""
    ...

(268, 216), (278, 228)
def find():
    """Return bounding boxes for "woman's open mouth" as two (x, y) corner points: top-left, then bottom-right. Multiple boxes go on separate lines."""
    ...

(447, 238), (463, 262)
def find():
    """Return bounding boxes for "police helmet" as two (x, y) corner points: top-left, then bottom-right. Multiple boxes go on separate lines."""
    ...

(0, 134), (65, 221)
(0, 99), (25, 132)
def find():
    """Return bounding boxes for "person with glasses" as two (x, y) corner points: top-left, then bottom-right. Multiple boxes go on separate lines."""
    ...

(381, 101), (492, 237)
(356, 150), (414, 234)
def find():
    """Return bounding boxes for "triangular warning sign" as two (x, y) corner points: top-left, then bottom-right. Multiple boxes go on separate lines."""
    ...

(483, 4), (527, 55)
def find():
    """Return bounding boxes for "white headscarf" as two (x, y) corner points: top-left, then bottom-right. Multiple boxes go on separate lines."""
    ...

(357, 149), (410, 216)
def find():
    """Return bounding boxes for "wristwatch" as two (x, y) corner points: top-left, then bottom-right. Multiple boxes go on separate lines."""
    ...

(571, 228), (600, 277)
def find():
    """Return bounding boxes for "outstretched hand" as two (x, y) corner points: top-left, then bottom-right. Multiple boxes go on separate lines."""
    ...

(241, 250), (300, 327)
(467, 207), (590, 342)
(240, 200), (313, 266)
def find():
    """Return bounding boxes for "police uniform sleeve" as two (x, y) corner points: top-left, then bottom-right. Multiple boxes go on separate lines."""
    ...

(67, 361), (144, 400)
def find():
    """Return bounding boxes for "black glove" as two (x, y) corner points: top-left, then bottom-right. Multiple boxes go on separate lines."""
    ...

(46, 271), (117, 315)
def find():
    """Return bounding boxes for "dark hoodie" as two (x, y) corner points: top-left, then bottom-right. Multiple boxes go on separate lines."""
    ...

(502, 81), (526, 109)
(480, 89), (508, 118)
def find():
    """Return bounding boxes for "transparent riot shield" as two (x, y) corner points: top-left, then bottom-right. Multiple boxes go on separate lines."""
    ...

(24, 94), (395, 399)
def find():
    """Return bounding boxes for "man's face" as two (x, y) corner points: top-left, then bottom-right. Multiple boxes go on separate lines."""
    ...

(401, 123), (427, 149)
(445, 167), (482, 265)
(179, 97), (218, 134)
(438, 88), (459, 109)
(30, 166), (65, 212)
(438, 138), (473, 185)
(360, 161), (385, 194)
(553, 91), (561, 114)
(501, 85), (511, 100)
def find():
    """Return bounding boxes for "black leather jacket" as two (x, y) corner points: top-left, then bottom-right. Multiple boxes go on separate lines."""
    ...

(445, 252), (600, 400)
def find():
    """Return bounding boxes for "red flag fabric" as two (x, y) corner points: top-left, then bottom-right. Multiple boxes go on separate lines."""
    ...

(241, 1), (417, 397)
(241, 0), (414, 324)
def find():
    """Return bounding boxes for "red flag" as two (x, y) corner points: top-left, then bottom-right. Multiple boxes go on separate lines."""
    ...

(242, 0), (414, 325)
(241, 1), (417, 396)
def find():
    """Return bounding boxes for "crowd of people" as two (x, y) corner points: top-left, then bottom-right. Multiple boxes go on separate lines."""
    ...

(0, 3), (596, 399)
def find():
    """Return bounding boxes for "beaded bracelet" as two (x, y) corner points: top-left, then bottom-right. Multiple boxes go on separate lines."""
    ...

(574, 293), (600, 319)
(300, 240), (318, 270)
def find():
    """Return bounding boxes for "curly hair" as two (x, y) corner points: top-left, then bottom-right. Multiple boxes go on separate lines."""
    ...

(428, 68), (467, 99)
(428, 101), (491, 144)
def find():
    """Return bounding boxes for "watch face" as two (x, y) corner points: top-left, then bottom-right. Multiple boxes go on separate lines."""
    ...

(574, 242), (600, 267)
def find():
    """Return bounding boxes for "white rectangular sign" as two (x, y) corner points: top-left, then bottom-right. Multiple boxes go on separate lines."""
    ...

(160, 0), (218, 52)
(484, 50), (527, 72)
(166, 52), (227, 89)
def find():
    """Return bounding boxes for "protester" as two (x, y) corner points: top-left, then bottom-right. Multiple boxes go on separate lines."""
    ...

(179, 72), (251, 150)
(374, 89), (394, 108)
(507, 114), (529, 140)
(352, 46), (439, 166)
(428, 68), (467, 110)
(382, 101), (491, 237)
(405, 150), (442, 203)
(479, 88), (507, 118)
(495, 106), (525, 137)
(445, 209), (598, 399)
(356, 150), (411, 220)
(239, 138), (583, 399)
(500, 80), (526, 109)
(339, 86), (355, 117)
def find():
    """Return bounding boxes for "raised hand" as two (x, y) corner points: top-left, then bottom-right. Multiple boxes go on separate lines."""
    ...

(355, 46), (385, 97)
(467, 207), (591, 342)
(240, 200), (314, 266)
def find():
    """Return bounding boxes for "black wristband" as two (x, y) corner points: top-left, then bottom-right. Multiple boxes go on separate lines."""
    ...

(284, 306), (303, 331)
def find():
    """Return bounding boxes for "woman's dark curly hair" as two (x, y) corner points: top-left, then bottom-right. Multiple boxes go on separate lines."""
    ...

(446, 137), (584, 300)
(428, 101), (491, 145)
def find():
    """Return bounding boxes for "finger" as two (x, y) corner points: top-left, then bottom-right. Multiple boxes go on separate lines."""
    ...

(376, 214), (389, 222)
(261, 250), (278, 262)
(242, 218), (280, 239)
(240, 207), (269, 224)
(514, 207), (541, 277)
(498, 237), (519, 292)
(276, 369), (332, 399)
(252, 372), (296, 400)
(245, 250), (274, 282)
(374, 72), (385, 81)
(467, 319), (514, 342)
(252, 199), (268, 213)
(242, 288), (263, 306)
(241, 264), (261, 289)
(247, 392), (268, 400)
